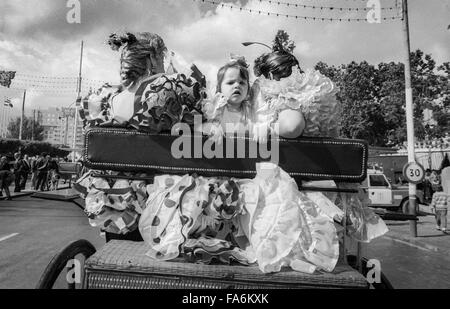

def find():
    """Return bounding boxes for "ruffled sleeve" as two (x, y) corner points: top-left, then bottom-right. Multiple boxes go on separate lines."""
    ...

(297, 70), (340, 138)
(129, 73), (206, 133)
(79, 84), (120, 127)
(256, 68), (341, 138)
(202, 92), (228, 122)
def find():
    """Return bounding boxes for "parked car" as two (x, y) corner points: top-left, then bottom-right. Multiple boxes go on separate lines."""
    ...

(361, 169), (426, 213)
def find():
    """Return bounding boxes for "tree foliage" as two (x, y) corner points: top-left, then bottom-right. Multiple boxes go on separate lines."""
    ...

(315, 50), (450, 147)
(0, 138), (70, 158)
(7, 116), (44, 141)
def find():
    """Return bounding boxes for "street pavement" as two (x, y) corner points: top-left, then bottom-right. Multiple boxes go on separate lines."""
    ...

(355, 212), (450, 289)
(1, 195), (450, 289)
(0, 195), (104, 289)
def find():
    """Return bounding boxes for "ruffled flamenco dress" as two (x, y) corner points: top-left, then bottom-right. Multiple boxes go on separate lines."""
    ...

(138, 163), (342, 274)
(75, 71), (207, 235)
(251, 67), (388, 244)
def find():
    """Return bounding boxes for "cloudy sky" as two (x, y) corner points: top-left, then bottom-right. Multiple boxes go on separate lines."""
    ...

(0, 0), (449, 116)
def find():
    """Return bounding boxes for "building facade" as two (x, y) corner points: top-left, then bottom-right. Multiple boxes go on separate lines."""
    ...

(40, 107), (83, 148)
(0, 103), (13, 138)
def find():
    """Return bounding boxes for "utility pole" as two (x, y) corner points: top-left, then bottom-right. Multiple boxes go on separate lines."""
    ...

(31, 109), (35, 141)
(72, 40), (83, 162)
(19, 90), (26, 140)
(402, 0), (417, 237)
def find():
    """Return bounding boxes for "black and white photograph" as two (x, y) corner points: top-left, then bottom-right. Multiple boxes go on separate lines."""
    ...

(0, 0), (449, 293)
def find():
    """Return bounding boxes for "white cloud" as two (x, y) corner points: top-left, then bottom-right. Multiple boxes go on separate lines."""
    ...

(0, 0), (448, 112)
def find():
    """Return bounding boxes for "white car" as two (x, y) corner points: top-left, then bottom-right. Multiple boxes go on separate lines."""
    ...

(361, 169), (425, 213)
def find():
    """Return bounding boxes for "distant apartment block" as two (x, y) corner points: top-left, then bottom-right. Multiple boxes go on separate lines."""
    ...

(0, 103), (13, 138)
(40, 107), (83, 148)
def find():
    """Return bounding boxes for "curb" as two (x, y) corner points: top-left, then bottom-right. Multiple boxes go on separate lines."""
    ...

(384, 231), (450, 255)
(0, 191), (34, 201)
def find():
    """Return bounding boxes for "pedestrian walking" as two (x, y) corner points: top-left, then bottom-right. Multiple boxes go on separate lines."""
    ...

(30, 155), (39, 190)
(0, 156), (13, 200)
(48, 157), (60, 191)
(21, 154), (31, 190)
(430, 185), (449, 233)
(430, 170), (440, 192)
(35, 153), (50, 191)
(13, 152), (25, 193)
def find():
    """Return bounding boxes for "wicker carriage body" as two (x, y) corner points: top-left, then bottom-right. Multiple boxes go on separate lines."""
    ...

(84, 240), (368, 289)
(82, 127), (369, 289)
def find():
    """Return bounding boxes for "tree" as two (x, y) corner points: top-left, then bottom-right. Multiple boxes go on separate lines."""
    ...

(315, 50), (450, 147)
(7, 116), (44, 141)
(315, 60), (387, 145)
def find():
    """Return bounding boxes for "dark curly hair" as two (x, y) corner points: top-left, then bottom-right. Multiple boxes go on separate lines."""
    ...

(107, 32), (167, 87)
(252, 30), (302, 80)
(254, 51), (300, 80)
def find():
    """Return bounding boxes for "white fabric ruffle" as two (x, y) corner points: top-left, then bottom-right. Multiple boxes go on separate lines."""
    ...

(252, 68), (340, 137)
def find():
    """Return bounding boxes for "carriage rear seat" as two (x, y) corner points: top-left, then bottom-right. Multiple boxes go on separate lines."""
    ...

(81, 127), (369, 289)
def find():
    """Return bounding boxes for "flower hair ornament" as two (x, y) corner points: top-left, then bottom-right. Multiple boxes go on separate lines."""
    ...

(242, 29), (295, 54)
(243, 30), (303, 78)
(106, 31), (137, 51)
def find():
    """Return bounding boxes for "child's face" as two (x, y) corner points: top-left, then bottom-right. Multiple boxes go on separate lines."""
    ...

(220, 67), (248, 107)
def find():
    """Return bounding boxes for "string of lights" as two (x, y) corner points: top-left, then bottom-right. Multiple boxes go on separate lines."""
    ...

(193, 0), (402, 21)
(254, 0), (398, 11)
(13, 74), (110, 85)
(13, 79), (78, 86)
(12, 83), (77, 90)
(15, 73), (77, 80)
(8, 87), (79, 95)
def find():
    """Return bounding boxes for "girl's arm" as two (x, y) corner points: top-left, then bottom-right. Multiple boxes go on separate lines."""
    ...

(277, 109), (306, 139)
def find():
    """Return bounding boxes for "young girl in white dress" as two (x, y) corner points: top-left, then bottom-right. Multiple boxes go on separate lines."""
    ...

(249, 30), (340, 142)
(194, 56), (342, 273)
(246, 30), (388, 245)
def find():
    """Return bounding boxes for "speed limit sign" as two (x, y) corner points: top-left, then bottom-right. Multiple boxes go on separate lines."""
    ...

(403, 162), (425, 184)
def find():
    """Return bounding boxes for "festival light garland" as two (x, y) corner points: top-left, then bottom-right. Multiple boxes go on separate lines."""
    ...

(253, 0), (398, 11)
(193, 0), (402, 21)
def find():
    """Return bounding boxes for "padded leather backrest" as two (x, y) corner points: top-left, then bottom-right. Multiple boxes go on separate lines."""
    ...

(83, 127), (368, 183)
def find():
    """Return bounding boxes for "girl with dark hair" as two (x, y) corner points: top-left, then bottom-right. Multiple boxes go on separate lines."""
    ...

(76, 32), (207, 241)
(248, 30), (340, 142)
(246, 31), (388, 246)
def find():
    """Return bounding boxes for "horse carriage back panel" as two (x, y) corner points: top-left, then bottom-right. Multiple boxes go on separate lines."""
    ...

(83, 127), (368, 182)
(82, 127), (369, 289)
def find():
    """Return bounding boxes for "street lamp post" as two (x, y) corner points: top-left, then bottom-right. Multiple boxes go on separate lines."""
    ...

(72, 41), (84, 162)
(18, 90), (26, 140)
(401, 0), (418, 237)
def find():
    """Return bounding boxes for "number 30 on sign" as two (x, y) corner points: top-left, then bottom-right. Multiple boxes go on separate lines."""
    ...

(403, 162), (425, 184)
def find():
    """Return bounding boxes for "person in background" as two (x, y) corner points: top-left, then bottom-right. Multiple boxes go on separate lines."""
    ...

(0, 156), (13, 200)
(35, 153), (50, 191)
(430, 185), (449, 233)
(13, 152), (25, 193)
(423, 169), (433, 203)
(30, 155), (39, 190)
(430, 170), (440, 192)
(48, 157), (60, 191)
(21, 154), (31, 190)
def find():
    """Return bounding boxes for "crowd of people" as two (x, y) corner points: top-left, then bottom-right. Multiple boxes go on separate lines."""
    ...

(0, 151), (70, 199)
